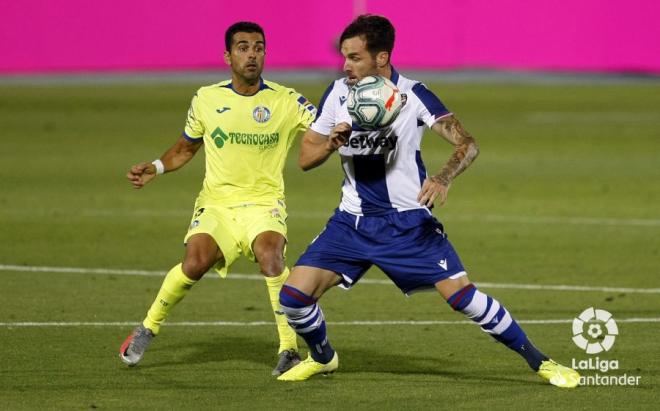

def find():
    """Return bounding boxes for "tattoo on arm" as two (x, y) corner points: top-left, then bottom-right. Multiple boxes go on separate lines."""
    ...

(432, 116), (479, 186)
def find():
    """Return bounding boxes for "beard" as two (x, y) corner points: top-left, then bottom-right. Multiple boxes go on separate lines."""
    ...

(239, 64), (262, 83)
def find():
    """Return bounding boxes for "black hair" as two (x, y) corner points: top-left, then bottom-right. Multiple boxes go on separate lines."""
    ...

(339, 14), (395, 57)
(225, 21), (265, 51)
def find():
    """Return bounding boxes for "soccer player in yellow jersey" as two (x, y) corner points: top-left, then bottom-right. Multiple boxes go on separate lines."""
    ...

(119, 21), (316, 376)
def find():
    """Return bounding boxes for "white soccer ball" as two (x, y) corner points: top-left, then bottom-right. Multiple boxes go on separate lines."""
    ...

(347, 75), (403, 130)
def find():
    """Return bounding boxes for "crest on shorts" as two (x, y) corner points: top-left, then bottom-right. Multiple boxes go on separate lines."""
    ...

(253, 106), (271, 123)
(270, 208), (281, 219)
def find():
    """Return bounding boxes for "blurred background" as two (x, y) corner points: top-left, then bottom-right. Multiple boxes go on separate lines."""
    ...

(2, 0), (659, 74)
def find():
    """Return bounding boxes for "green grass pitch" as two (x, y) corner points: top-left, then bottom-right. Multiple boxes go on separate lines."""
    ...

(1, 78), (659, 409)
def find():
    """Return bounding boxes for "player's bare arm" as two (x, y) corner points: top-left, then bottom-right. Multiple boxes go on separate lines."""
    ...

(127, 136), (203, 189)
(299, 123), (351, 171)
(417, 115), (479, 207)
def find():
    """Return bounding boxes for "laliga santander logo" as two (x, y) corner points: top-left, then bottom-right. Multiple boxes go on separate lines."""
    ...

(571, 308), (641, 386)
(572, 307), (618, 354)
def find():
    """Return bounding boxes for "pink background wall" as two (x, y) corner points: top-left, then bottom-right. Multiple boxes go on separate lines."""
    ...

(2, 0), (659, 73)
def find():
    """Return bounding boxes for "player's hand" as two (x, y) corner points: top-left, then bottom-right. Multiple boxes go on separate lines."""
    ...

(127, 162), (157, 189)
(417, 176), (449, 207)
(327, 122), (351, 151)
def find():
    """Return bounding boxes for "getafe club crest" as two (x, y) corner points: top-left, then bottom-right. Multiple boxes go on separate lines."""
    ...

(253, 106), (271, 123)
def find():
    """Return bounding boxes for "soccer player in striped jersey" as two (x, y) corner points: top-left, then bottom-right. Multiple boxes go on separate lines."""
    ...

(277, 15), (580, 387)
(120, 22), (317, 376)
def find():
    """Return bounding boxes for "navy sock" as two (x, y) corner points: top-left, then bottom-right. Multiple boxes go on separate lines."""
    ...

(516, 339), (549, 371)
(279, 285), (335, 364)
(448, 284), (548, 371)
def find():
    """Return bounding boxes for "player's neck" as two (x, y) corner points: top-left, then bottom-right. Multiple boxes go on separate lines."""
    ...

(231, 76), (262, 96)
(377, 65), (393, 81)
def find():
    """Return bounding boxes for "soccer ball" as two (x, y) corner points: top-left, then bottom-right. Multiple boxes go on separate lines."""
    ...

(347, 76), (403, 130)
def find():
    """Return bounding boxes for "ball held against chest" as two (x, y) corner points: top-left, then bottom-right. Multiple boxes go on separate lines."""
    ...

(347, 76), (404, 130)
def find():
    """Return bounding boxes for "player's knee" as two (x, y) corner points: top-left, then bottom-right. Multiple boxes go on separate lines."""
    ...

(435, 275), (472, 301)
(258, 251), (285, 277)
(182, 254), (215, 280)
(183, 234), (220, 280)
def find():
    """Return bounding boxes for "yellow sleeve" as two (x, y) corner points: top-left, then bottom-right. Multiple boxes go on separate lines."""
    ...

(289, 90), (317, 132)
(183, 92), (205, 141)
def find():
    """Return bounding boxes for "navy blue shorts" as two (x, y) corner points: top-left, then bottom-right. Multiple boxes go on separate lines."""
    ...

(295, 209), (466, 295)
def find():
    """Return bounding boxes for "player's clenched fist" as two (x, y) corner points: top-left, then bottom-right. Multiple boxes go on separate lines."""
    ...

(127, 162), (157, 189)
(327, 122), (351, 151)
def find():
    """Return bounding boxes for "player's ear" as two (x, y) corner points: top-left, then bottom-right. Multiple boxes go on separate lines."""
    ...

(376, 51), (390, 68)
(223, 50), (231, 66)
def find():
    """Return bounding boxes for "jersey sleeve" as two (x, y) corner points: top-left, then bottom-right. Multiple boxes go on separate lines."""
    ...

(411, 83), (452, 128)
(183, 92), (205, 141)
(309, 81), (337, 136)
(289, 90), (318, 132)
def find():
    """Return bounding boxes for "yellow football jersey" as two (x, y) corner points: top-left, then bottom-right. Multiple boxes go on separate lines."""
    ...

(183, 78), (316, 206)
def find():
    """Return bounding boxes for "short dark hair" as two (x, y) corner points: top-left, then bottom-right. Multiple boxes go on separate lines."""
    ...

(339, 14), (395, 58)
(225, 21), (265, 51)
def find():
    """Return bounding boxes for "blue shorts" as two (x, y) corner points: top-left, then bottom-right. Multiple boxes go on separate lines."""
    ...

(295, 209), (467, 295)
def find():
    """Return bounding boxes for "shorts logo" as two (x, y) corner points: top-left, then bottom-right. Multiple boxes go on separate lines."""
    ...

(190, 220), (200, 229)
(437, 259), (448, 270)
(572, 307), (618, 354)
(253, 106), (271, 123)
(270, 208), (281, 219)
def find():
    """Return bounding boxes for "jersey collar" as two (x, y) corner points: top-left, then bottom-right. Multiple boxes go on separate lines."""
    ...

(221, 78), (274, 96)
(390, 66), (400, 85)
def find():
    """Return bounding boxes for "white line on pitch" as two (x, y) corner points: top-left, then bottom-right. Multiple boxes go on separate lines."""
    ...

(2, 264), (660, 294)
(2, 207), (660, 227)
(2, 318), (660, 328)
(452, 213), (660, 228)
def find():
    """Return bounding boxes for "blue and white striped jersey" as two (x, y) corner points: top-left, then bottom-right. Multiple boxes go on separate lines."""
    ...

(310, 68), (452, 216)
